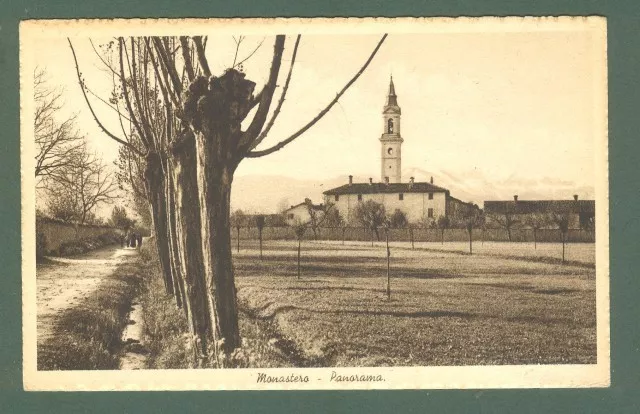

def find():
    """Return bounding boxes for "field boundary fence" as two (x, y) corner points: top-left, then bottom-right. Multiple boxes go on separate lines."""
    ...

(232, 226), (595, 243)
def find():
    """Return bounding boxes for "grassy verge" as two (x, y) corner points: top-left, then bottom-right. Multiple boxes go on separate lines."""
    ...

(138, 242), (297, 369)
(37, 257), (143, 370)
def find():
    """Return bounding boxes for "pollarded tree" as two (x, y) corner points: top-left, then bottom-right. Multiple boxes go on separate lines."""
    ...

(353, 199), (387, 245)
(550, 212), (570, 263)
(523, 213), (549, 250)
(490, 212), (520, 242)
(230, 209), (246, 253)
(305, 199), (337, 240)
(389, 209), (408, 229)
(323, 204), (345, 228)
(459, 209), (483, 255)
(292, 218), (307, 279)
(71, 34), (387, 359)
(255, 215), (266, 260)
(419, 213), (435, 231)
(436, 215), (450, 245)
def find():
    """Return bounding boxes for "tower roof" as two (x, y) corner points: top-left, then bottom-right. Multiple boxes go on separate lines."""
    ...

(386, 76), (398, 107)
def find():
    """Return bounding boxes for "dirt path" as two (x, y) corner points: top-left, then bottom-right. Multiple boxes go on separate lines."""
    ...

(37, 245), (140, 345)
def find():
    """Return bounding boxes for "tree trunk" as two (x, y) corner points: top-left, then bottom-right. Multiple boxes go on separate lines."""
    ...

(165, 168), (184, 310)
(469, 230), (473, 255)
(236, 227), (240, 253)
(562, 232), (566, 263)
(441, 229), (445, 245)
(171, 141), (211, 363)
(534, 228), (537, 250)
(297, 238), (301, 279)
(259, 228), (263, 260)
(144, 153), (174, 295)
(410, 228), (414, 249)
(342, 228), (346, 245)
(386, 229), (391, 300)
(507, 228), (512, 242)
(194, 131), (240, 355)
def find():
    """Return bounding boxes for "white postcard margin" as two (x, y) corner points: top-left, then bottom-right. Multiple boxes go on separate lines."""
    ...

(20, 16), (609, 391)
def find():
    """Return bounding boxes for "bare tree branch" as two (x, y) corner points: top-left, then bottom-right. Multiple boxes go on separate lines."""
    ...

(246, 34), (387, 158)
(238, 35), (286, 150)
(67, 39), (144, 156)
(118, 38), (151, 149)
(233, 37), (265, 69)
(246, 35), (301, 152)
(179, 36), (196, 81)
(151, 37), (183, 95)
(192, 36), (211, 77)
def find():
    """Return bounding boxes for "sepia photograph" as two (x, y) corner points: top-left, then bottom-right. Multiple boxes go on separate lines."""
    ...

(20, 17), (609, 390)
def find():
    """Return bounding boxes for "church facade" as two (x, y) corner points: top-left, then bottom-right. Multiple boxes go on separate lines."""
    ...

(323, 77), (476, 224)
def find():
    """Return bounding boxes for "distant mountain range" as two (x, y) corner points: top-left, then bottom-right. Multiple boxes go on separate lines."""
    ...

(231, 168), (595, 214)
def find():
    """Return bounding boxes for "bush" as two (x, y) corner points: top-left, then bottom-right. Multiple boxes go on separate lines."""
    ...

(55, 231), (121, 257)
(36, 231), (48, 259)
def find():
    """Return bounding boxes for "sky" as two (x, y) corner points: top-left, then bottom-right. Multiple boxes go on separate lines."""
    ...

(25, 18), (606, 213)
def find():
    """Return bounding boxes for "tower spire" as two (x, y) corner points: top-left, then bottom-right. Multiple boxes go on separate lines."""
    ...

(386, 75), (398, 106)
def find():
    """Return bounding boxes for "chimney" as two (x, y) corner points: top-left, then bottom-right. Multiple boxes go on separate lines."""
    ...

(348, 175), (353, 186)
(513, 195), (518, 201)
(384, 176), (390, 185)
(573, 194), (579, 201)
(430, 176), (433, 184)
(369, 177), (373, 185)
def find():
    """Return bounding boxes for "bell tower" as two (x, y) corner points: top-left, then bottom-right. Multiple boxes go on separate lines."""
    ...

(380, 76), (403, 183)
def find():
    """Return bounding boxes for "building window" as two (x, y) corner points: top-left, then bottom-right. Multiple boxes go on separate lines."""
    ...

(428, 208), (434, 218)
(399, 193), (404, 200)
(428, 192), (433, 200)
(335, 195), (339, 202)
(388, 118), (394, 133)
(357, 194), (363, 201)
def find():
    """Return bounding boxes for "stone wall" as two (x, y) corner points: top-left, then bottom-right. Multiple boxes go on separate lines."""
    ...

(36, 218), (123, 255)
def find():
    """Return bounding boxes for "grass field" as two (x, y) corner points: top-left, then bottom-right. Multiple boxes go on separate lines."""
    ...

(233, 240), (596, 367)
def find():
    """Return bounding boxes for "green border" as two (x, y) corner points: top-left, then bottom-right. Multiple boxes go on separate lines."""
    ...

(1, 1), (639, 412)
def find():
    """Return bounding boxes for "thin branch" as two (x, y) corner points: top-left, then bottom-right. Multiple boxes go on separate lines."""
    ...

(231, 35), (244, 68)
(151, 37), (183, 95)
(179, 37), (196, 81)
(238, 35), (286, 150)
(246, 34), (387, 158)
(67, 38), (144, 157)
(234, 37), (265, 69)
(118, 38), (150, 149)
(89, 39), (120, 78)
(192, 36), (211, 77)
(84, 85), (132, 123)
(247, 35), (300, 152)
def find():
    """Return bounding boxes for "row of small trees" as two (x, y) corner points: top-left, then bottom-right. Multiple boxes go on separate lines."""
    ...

(232, 200), (583, 263)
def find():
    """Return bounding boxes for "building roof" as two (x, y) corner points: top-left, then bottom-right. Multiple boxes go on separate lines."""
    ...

(323, 182), (449, 196)
(284, 201), (324, 212)
(484, 200), (595, 215)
